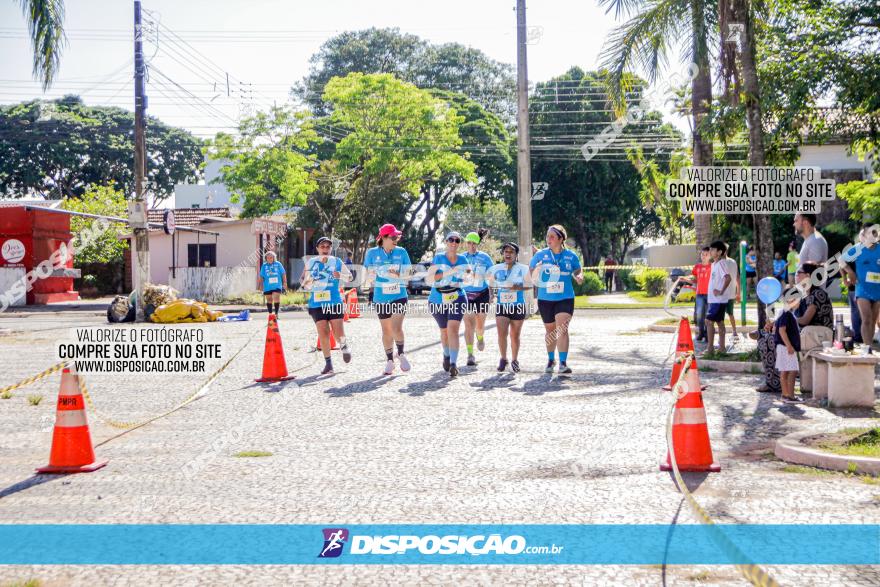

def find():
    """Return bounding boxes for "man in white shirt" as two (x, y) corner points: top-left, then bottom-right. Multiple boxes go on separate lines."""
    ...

(705, 240), (738, 353)
(794, 213), (828, 289)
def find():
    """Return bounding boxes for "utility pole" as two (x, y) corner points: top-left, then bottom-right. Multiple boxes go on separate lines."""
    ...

(132, 0), (150, 320)
(515, 0), (532, 264)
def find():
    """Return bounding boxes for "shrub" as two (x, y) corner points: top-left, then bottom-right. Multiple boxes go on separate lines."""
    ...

(636, 268), (669, 297)
(676, 290), (696, 303)
(574, 271), (604, 296)
(618, 268), (639, 291)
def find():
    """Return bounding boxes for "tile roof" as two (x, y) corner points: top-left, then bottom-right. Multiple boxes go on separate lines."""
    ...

(146, 207), (233, 228)
(0, 200), (62, 209)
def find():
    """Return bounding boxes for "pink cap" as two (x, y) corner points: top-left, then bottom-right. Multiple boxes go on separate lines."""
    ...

(377, 224), (402, 241)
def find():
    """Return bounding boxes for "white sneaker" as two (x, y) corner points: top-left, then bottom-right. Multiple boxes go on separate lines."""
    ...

(383, 359), (395, 375)
(341, 344), (352, 363)
(398, 353), (411, 372)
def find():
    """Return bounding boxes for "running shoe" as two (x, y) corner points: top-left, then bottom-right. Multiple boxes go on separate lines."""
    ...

(383, 359), (395, 375)
(398, 353), (411, 372)
(443, 355), (451, 372)
(558, 363), (572, 375)
(731, 334), (741, 345)
(341, 344), (352, 363)
(544, 360), (556, 373)
(477, 337), (485, 351)
(497, 358), (508, 372)
(449, 364), (459, 378)
(321, 363), (334, 375)
(511, 360), (521, 373)
(467, 354), (477, 367)
(782, 395), (803, 403)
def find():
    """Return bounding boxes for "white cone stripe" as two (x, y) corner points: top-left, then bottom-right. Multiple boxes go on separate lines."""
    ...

(673, 407), (707, 426)
(55, 410), (88, 428)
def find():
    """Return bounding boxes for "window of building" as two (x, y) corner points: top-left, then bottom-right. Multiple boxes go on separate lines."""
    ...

(187, 243), (216, 267)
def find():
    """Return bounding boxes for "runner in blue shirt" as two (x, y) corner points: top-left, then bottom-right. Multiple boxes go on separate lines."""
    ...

(300, 236), (352, 374)
(461, 229), (494, 367)
(258, 250), (285, 316)
(363, 223), (413, 375)
(487, 242), (531, 373)
(529, 224), (584, 375)
(842, 224), (880, 352)
(426, 231), (471, 377)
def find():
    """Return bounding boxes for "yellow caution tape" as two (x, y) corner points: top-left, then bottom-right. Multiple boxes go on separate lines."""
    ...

(583, 264), (694, 271)
(666, 355), (780, 587)
(0, 362), (68, 397)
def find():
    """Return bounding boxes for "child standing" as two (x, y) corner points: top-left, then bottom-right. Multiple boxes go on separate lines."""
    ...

(774, 289), (803, 403)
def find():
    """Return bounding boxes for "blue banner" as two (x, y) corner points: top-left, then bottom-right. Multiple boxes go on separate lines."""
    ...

(0, 525), (876, 565)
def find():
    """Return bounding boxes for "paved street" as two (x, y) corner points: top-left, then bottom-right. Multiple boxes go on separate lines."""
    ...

(0, 305), (878, 586)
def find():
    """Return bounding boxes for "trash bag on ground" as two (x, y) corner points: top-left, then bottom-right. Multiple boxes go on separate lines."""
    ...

(150, 299), (223, 323)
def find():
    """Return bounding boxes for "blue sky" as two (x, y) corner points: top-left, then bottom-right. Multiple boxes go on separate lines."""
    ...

(0, 0), (689, 137)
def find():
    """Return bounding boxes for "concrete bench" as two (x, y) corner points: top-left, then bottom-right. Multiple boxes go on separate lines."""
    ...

(811, 351), (880, 407)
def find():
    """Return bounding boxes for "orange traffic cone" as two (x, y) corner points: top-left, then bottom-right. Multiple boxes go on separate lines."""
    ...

(316, 329), (339, 351)
(255, 314), (295, 382)
(660, 359), (720, 472)
(663, 317), (706, 391)
(37, 367), (107, 474)
(346, 289), (361, 319)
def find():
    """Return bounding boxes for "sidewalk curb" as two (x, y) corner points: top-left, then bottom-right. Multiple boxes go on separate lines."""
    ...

(648, 324), (753, 334)
(774, 430), (880, 476)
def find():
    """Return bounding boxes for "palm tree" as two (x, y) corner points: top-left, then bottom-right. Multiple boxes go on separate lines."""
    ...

(16, 0), (66, 90)
(599, 0), (716, 251)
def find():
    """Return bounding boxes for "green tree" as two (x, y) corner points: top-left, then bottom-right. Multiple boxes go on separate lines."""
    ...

(320, 73), (476, 260)
(16, 0), (65, 90)
(61, 184), (127, 264)
(627, 147), (692, 244)
(207, 105), (319, 217)
(838, 181), (880, 224)
(444, 198), (518, 246)
(0, 96), (203, 200)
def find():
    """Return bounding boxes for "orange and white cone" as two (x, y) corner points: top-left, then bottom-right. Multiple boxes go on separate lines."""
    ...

(663, 317), (706, 391)
(660, 360), (720, 472)
(346, 289), (361, 319)
(37, 367), (107, 474)
(316, 329), (339, 351)
(255, 314), (295, 382)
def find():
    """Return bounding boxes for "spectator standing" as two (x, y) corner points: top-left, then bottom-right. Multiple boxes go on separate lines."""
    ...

(794, 214), (828, 290)
(603, 254), (616, 292)
(775, 288), (803, 403)
(786, 242), (799, 285)
(705, 240), (738, 353)
(773, 252), (787, 282)
(842, 223), (880, 353)
(678, 247), (711, 342)
(795, 263), (834, 350)
(745, 247), (757, 295)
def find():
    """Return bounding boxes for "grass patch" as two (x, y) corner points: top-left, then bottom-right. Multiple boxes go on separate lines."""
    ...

(3, 581), (42, 587)
(233, 450), (273, 458)
(221, 291), (309, 307)
(688, 570), (711, 582)
(1, 390), (12, 399)
(26, 394), (43, 406)
(782, 464), (834, 476)
(818, 428), (880, 458)
(701, 348), (760, 362)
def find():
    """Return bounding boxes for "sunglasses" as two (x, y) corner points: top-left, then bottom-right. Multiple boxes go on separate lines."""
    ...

(447, 238), (461, 244)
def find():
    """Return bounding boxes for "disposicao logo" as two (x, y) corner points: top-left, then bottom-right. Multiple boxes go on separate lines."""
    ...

(349, 534), (527, 555)
(318, 528), (349, 558)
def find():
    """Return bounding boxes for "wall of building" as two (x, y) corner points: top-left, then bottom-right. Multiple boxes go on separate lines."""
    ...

(795, 144), (874, 180)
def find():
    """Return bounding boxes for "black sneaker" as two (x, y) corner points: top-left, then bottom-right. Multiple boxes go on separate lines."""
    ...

(497, 358), (508, 372)
(443, 355), (451, 372)
(558, 363), (572, 375)
(467, 355), (477, 367)
(511, 360), (520, 373)
(321, 362), (334, 375)
(449, 364), (459, 378)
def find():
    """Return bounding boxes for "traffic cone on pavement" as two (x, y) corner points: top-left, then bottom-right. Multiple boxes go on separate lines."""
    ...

(255, 314), (295, 382)
(346, 289), (361, 319)
(37, 367), (107, 474)
(660, 358), (720, 472)
(316, 329), (339, 351)
(663, 317), (706, 391)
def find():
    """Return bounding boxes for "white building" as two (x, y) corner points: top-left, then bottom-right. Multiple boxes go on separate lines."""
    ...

(173, 159), (238, 212)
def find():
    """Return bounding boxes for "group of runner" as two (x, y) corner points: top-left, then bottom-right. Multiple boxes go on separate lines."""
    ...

(259, 223), (585, 378)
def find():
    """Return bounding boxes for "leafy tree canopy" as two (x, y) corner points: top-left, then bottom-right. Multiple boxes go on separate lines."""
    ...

(61, 184), (128, 265)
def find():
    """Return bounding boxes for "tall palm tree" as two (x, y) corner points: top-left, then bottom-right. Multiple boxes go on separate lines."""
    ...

(599, 0), (717, 251)
(16, 0), (66, 90)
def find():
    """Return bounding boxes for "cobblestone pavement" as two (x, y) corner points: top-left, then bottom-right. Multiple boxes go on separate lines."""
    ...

(0, 305), (878, 586)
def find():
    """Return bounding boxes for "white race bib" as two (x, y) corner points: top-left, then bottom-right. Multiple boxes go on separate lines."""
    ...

(866, 271), (880, 284)
(267, 276), (279, 286)
(314, 290), (331, 303)
(382, 282), (401, 295)
(500, 291), (517, 304)
(442, 291), (459, 304)
(547, 282), (564, 294)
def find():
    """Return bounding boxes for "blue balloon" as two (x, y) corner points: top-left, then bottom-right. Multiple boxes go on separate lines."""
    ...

(756, 276), (783, 305)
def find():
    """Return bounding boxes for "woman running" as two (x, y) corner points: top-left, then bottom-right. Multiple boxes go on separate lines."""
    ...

(300, 236), (352, 375)
(462, 229), (493, 367)
(258, 250), (285, 315)
(530, 224), (584, 375)
(426, 232), (470, 377)
(488, 242), (530, 372)
(363, 223), (412, 375)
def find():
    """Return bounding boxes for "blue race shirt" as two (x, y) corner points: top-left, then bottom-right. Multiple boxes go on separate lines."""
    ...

(364, 246), (411, 303)
(851, 243), (880, 301)
(461, 250), (494, 293)
(259, 261), (286, 293)
(529, 247), (581, 301)
(427, 252), (470, 304)
(305, 256), (343, 308)
(489, 262), (529, 306)
(773, 259), (787, 277)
